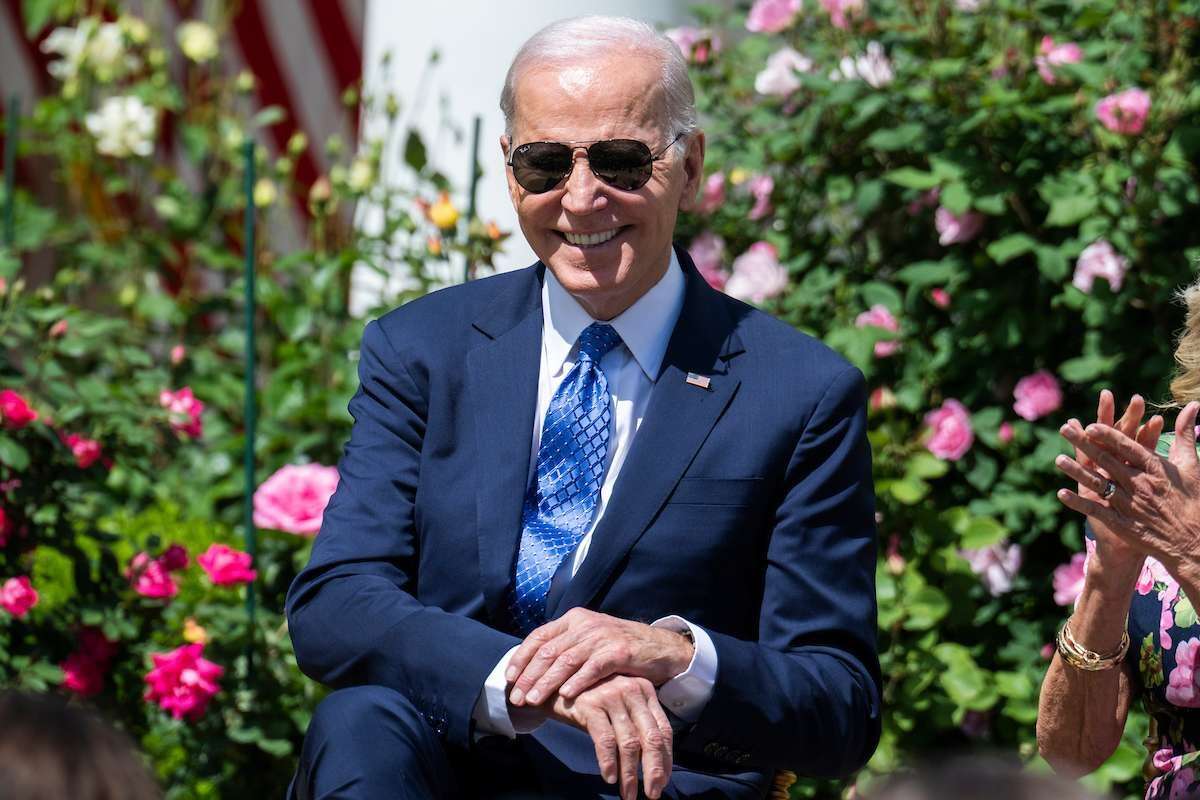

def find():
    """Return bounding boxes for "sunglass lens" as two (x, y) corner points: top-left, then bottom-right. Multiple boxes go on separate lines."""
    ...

(512, 143), (572, 193)
(589, 139), (654, 191)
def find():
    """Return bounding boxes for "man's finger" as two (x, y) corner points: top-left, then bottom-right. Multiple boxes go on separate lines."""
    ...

(1171, 402), (1200, 467)
(1116, 394), (1144, 437)
(523, 645), (592, 705)
(625, 689), (671, 800)
(507, 618), (569, 684)
(585, 709), (619, 787)
(510, 640), (569, 705)
(606, 701), (641, 800)
(1054, 454), (1110, 497)
(560, 653), (616, 700)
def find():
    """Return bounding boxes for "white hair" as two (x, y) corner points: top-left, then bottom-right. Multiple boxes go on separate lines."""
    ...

(499, 16), (698, 153)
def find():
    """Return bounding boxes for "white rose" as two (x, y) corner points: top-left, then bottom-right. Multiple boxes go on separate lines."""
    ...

(855, 42), (894, 88)
(177, 21), (219, 63)
(754, 47), (814, 97)
(347, 158), (374, 192)
(41, 21), (92, 81)
(85, 96), (157, 158)
(87, 22), (126, 77)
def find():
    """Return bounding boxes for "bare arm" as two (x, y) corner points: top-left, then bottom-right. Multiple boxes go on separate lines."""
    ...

(1037, 555), (1139, 776)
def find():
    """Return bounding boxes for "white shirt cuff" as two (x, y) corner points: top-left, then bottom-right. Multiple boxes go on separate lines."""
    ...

(650, 615), (717, 724)
(471, 645), (546, 738)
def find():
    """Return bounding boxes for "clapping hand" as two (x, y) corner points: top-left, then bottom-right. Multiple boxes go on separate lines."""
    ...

(1056, 399), (1200, 574)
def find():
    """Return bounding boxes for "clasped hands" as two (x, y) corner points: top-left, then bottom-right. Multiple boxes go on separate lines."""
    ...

(504, 607), (695, 800)
(1054, 390), (1200, 579)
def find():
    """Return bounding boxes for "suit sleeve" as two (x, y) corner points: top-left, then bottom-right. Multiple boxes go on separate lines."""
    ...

(286, 319), (521, 748)
(674, 365), (882, 776)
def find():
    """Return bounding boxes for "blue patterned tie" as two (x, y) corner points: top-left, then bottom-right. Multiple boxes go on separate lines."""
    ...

(507, 322), (623, 634)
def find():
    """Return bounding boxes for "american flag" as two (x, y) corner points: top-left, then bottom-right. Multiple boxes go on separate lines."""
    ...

(0, 0), (365, 245)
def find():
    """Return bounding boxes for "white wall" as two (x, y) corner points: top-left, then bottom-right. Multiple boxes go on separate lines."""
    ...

(351, 0), (695, 314)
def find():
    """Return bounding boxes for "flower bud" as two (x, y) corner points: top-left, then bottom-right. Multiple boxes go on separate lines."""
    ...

(253, 178), (277, 208)
(428, 192), (459, 231)
(235, 70), (256, 94)
(287, 132), (308, 155)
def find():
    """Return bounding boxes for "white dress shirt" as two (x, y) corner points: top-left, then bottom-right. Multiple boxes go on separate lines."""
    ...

(471, 249), (719, 737)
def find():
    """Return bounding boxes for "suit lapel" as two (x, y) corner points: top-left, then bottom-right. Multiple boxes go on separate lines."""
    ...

(548, 246), (746, 618)
(469, 266), (545, 622)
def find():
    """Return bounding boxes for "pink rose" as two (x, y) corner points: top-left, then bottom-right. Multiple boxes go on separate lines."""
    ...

(998, 421), (1014, 444)
(746, 174), (775, 221)
(906, 187), (940, 216)
(49, 319), (68, 338)
(924, 398), (974, 460)
(127, 552), (178, 599)
(197, 543), (257, 586)
(688, 232), (729, 291)
(746, 0), (802, 33)
(1072, 239), (1129, 294)
(664, 27), (721, 64)
(698, 172), (725, 214)
(869, 386), (897, 412)
(1012, 369), (1062, 421)
(855, 304), (900, 358)
(0, 576), (38, 618)
(1052, 552), (1087, 606)
(0, 390), (38, 430)
(170, 344), (187, 365)
(160, 544), (189, 572)
(1034, 36), (1082, 85)
(143, 643), (224, 721)
(934, 206), (984, 245)
(0, 506), (10, 547)
(1095, 88), (1151, 135)
(755, 47), (814, 96)
(1167, 638), (1200, 707)
(1040, 643), (1055, 660)
(725, 242), (789, 304)
(253, 463), (340, 535)
(960, 540), (1022, 596)
(819, 0), (865, 29)
(930, 288), (951, 309)
(61, 627), (118, 697)
(63, 433), (103, 468)
(159, 387), (205, 439)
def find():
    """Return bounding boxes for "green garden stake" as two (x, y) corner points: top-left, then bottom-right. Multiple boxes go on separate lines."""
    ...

(242, 140), (259, 657)
(464, 114), (482, 282)
(2, 95), (18, 249)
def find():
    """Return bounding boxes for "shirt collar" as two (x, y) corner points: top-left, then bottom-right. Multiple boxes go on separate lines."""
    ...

(541, 248), (686, 380)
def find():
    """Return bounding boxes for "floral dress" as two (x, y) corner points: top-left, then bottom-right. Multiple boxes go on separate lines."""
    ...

(1119, 435), (1200, 799)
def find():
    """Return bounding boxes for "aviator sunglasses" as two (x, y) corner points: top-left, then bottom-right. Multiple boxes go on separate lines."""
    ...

(506, 133), (685, 194)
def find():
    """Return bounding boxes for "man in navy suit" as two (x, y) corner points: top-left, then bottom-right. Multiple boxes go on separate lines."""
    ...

(286, 15), (880, 800)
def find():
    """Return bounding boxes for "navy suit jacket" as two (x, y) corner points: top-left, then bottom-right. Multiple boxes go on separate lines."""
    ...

(286, 245), (882, 790)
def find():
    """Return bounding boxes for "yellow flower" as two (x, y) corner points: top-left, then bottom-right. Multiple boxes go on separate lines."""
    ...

(176, 21), (218, 64)
(183, 617), (209, 644)
(429, 192), (459, 231)
(253, 178), (277, 208)
(347, 158), (374, 193)
(120, 16), (150, 45)
(729, 167), (749, 186)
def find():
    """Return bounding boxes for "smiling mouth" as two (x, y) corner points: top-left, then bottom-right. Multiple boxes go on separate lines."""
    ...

(557, 226), (629, 248)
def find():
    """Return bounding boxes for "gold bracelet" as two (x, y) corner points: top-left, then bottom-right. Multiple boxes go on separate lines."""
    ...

(1056, 618), (1130, 671)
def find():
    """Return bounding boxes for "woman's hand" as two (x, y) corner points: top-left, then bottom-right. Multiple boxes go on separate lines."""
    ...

(1055, 391), (1162, 569)
(1056, 401), (1200, 575)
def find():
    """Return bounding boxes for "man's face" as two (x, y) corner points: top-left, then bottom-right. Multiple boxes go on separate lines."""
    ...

(502, 53), (705, 321)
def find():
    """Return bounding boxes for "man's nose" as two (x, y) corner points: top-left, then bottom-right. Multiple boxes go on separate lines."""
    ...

(559, 151), (608, 215)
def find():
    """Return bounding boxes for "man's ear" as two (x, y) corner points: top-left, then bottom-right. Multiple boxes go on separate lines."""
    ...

(677, 130), (707, 213)
(500, 134), (521, 207)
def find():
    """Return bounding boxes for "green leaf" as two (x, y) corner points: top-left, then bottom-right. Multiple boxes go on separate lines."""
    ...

(903, 585), (950, 630)
(1045, 194), (1098, 227)
(860, 281), (903, 311)
(1034, 245), (1070, 281)
(884, 168), (940, 190)
(986, 234), (1037, 265)
(889, 478), (930, 505)
(404, 130), (428, 173)
(957, 514), (1008, 549)
(0, 437), (29, 471)
(865, 124), (925, 151)
(895, 260), (957, 289)
(1059, 354), (1119, 382)
(940, 183), (972, 214)
(906, 451), (949, 480)
(252, 106), (287, 129)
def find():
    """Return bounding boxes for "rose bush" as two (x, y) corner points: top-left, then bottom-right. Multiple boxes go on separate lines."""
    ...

(0, 3), (505, 797)
(678, 0), (1200, 796)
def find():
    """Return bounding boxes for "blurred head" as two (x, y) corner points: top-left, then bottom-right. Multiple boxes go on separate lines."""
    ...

(1170, 278), (1200, 406)
(499, 16), (706, 320)
(0, 691), (162, 800)
(867, 756), (1102, 800)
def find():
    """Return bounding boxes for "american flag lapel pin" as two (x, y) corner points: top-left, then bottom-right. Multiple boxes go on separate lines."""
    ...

(685, 372), (712, 390)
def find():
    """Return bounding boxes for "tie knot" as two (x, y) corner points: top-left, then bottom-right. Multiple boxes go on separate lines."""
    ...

(577, 323), (622, 364)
